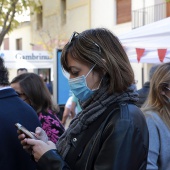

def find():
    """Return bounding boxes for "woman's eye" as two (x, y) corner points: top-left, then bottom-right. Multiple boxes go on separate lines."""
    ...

(69, 68), (80, 76)
(72, 72), (79, 76)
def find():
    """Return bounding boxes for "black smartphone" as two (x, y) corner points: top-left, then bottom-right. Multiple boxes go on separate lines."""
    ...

(15, 123), (38, 139)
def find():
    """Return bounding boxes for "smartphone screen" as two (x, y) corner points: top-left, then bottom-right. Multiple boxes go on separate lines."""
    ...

(15, 123), (37, 139)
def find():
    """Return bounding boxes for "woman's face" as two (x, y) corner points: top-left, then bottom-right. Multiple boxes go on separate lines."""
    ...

(67, 53), (101, 90)
(11, 82), (30, 104)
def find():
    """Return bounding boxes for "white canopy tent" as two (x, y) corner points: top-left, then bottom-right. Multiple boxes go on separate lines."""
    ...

(119, 17), (170, 63)
(0, 50), (53, 69)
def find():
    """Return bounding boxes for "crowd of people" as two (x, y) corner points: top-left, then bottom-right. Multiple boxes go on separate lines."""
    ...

(0, 27), (169, 170)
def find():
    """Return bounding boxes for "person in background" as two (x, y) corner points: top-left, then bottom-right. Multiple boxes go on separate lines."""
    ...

(17, 68), (28, 75)
(142, 62), (170, 170)
(18, 28), (148, 170)
(62, 93), (82, 129)
(39, 73), (53, 95)
(70, 94), (82, 115)
(136, 64), (160, 107)
(61, 95), (75, 129)
(44, 76), (53, 95)
(0, 57), (41, 170)
(62, 89), (81, 129)
(11, 73), (64, 143)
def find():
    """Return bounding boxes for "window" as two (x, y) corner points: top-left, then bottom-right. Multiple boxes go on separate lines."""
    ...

(61, 0), (66, 24)
(167, 1), (170, 17)
(36, 6), (43, 30)
(4, 38), (9, 50)
(16, 38), (22, 50)
(117, 0), (131, 24)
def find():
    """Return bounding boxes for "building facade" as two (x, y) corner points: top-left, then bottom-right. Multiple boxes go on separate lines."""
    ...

(30, 0), (169, 91)
(1, 0), (169, 88)
(1, 21), (34, 81)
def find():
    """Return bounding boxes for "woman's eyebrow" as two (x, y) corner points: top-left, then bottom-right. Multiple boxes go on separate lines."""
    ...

(68, 66), (80, 70)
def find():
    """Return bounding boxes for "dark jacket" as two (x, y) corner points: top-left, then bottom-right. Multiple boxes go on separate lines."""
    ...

(136, 82), (150, 108)
(0, 88), (41, 170)
(37, 103), (149, 170)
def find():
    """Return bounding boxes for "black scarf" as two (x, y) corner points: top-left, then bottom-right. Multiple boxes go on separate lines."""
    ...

(56, 84), (138, 159)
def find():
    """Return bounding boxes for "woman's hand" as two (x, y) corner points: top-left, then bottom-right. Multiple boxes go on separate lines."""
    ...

(35, 127), (48, 143)
(25, 138), (56, 162)
(18, 130), (32, 154)
(17, 127), (49, 154)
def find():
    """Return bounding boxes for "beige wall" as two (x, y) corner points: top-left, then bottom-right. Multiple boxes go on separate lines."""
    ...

(30, 0), (139, 49)
(31, 0), (91, 50)
(2, 22), (31, 51)
(67, 1), (90, 35)
(91, 0), (114, 30)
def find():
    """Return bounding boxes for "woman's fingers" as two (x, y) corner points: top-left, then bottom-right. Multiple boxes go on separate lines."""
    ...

(47, 141), (56, 149)
(18, 135), (55, 162)
(35, 127), (48, 143)
(18, 133), (26, 140)
(26, 139), (56, 162)
(27, 139), (48, 162)
(35, 127), (42, 134)
(25, 138), (38, 145)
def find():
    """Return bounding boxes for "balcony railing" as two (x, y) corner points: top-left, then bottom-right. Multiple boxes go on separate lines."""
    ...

(132, 2), (169, 29)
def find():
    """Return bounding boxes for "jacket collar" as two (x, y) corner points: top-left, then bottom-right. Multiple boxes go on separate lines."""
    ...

(0, 86), (11, 90)
(143, 82), (150, 87)
(0, 88), (18, 99)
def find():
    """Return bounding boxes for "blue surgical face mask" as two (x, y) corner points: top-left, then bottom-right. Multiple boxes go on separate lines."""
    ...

(68, 65), (99, 102)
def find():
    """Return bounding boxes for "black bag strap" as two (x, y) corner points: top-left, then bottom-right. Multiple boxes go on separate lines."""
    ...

(66, 103), (121, 169)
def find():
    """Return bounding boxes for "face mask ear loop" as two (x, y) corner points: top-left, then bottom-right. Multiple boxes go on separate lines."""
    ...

(97, 77), (103, 89)
(91, 77), (103, 91)
(85, 64), (96, 78)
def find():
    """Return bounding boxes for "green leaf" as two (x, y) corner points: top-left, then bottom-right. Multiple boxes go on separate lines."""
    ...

(0, 0), (41, 46)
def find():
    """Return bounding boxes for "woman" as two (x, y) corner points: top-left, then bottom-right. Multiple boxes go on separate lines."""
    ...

(11, 73), (64, 143)
(142, 63), (170, 170)
(62, 94), (82, 129)
(19, 28), (148, 170)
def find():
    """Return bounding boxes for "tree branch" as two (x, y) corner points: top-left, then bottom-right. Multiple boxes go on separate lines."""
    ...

(0, 0), (18, 45)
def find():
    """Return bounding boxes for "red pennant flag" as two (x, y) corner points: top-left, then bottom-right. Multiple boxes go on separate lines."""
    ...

(135, 48), (145, 62)
(158, 49), (167, 62)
